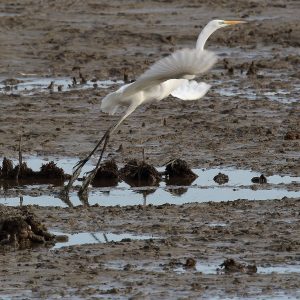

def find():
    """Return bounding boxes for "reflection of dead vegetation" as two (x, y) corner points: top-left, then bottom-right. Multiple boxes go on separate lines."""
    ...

(0, 207), (55, 250)
(0, 158), (68, 186)
(120, 159), (161, 186)
(166, 186), (189, 196)
(219, 259), (257, 274)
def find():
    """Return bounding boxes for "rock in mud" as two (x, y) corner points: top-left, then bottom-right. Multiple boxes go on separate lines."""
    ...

(219, 258), (257, 274)
(165, 159), (197, 184)
(251, 174), (267, 184)
(120, 159), (161, 186)
(0, 207), (55, 250)
(213, 172), (229, 184)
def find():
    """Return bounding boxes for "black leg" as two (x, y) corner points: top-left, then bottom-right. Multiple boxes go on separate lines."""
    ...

(63, 127), (111, 194)
(78, 130), (110, 197)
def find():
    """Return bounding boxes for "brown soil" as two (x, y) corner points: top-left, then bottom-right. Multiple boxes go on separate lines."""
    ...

(0, 0), (299, 299)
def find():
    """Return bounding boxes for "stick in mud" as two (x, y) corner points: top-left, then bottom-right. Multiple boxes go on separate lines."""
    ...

(15, 135), (22, 182)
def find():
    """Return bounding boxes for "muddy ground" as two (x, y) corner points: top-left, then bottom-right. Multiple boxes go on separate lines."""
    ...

(0, 0), (299, 299)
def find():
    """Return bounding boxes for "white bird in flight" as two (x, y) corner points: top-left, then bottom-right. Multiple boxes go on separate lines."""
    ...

(65, 19), (246, 195)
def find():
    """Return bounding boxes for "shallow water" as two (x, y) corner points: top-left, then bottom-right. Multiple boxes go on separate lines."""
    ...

(51, 231), (157, 249)
(0, 76), (123, 95)
(7, 156), (300, 186)
(104, 259), (300, 275)
(1, 156), (299, 207)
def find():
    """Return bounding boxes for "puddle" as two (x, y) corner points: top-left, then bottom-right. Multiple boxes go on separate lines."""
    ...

(51, 231), (157, 249)
(216, 82), (297, 104)
(257, 265), (300, 274)
(1, 186), (299, 208)
(0, 157), (300, 207)
(1, 156), (299, 207)
(5, 156), (300, 186)
(102, 259), (300, 275)
(0, 76), (123, 95)
(175, 262), (300, 275)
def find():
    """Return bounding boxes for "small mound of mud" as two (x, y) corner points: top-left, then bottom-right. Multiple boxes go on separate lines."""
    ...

(213, 172), (229, 185)
(219, 259), (257, 274)
(119, 159), (161, 186)
(251, 174), (267, 184)
(165, 159), (197, 185)
(92, 160), (119, 187)
(39, 161), (66, 179)
(0, 206), (55, 250)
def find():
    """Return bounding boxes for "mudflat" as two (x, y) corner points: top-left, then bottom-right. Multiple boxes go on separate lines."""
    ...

(0, 0), (299, 299)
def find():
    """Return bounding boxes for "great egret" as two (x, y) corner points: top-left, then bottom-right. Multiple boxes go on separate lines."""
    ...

(64, 19), (246, 196)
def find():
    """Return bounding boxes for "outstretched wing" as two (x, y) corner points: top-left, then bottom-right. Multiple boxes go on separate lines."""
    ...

(123, 49), (217, 96)
(171, 80), (211, 100)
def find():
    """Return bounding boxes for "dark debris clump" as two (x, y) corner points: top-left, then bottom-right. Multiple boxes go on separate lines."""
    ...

(251, 174), (267, 184)
(0, 158), (68, 181)
(213, 172), (229, 185)
(0, 207), (55, 250)
(39, 161), (66, 179)
(165, 159), (197, 185)
(94, 160), (119, 180)
(219, 258), (257, 274)
(119, 159), (161, 186)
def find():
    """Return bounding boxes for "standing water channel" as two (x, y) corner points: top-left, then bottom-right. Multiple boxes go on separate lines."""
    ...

(0, 157), (299, 208)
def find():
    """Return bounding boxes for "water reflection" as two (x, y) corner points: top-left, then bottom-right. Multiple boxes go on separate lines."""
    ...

(1, 156), (299, 208)
(51, 231), (157, 249)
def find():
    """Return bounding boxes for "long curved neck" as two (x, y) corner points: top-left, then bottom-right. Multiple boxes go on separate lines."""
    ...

(196, 22), (219, 50)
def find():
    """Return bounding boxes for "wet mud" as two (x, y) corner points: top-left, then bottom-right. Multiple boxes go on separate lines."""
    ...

(0, 0), (299, 298)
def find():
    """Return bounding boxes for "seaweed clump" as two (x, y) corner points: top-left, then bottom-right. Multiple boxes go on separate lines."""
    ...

(119, 159), (161, 186)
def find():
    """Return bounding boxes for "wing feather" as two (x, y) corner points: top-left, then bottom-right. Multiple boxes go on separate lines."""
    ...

(171, 80), (211, 101)
(123, 49), (217, 96)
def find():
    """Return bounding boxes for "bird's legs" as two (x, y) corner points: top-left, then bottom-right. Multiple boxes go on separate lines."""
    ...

(63, 102), (140, 198)
(63, 127), (112, 194)
(78, 130), (110, 197)
(77, 103), (140, 196)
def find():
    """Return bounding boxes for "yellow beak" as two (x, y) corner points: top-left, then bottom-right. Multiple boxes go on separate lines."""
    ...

(223, 20), (247, 25)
